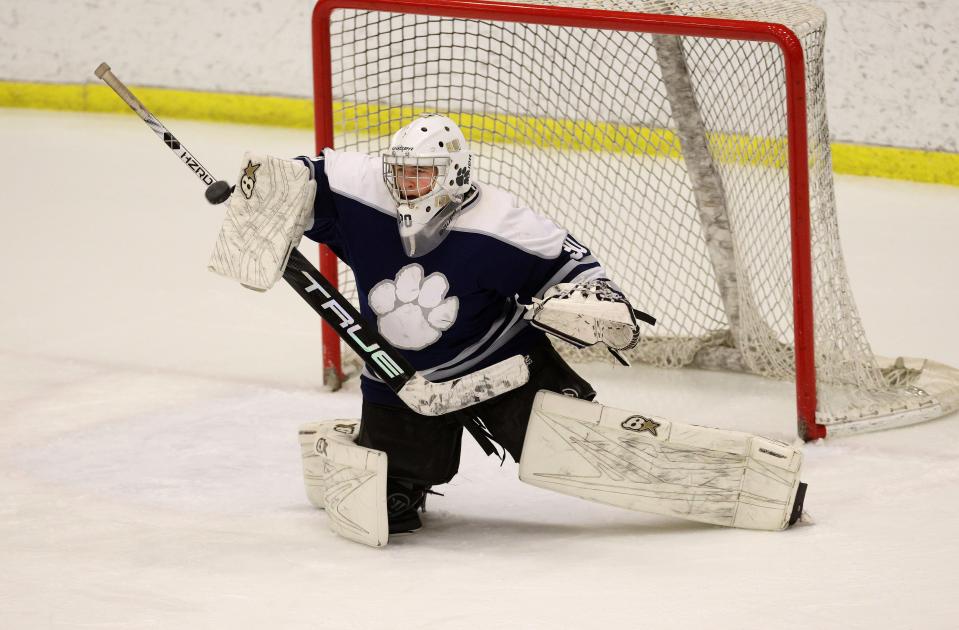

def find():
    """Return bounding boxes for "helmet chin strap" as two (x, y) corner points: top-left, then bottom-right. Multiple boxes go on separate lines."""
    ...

(459, 184), (479, 208)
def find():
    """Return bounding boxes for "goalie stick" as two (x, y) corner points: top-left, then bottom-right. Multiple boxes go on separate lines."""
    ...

(94, 62), (529, 416)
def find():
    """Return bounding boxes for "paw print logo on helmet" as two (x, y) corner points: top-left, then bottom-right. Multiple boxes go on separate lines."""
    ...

(455, 159), (471, 187)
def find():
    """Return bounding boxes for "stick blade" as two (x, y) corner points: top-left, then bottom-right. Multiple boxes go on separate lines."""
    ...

(397, 355), (530, 415)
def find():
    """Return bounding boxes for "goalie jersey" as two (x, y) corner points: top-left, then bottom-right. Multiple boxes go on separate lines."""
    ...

(298, 149), (609, 408)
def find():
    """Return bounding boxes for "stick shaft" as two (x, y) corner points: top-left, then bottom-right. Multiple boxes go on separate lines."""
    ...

(94, 62), (216, 187)
(283, 249), (416, 391)
(92, 63), (529, 411)
(94, 62), (415, 390)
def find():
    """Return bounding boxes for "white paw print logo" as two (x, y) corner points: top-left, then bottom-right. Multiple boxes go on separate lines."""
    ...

(368, 264), (459, 350)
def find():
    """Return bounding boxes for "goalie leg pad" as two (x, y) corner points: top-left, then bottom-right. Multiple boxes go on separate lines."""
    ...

(518, 391), (804, 531)
(208, 153), (316, 290)
(298, 420), (389, 547)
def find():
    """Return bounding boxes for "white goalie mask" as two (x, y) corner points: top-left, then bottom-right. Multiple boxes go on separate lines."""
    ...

(383, 114), (472, 257)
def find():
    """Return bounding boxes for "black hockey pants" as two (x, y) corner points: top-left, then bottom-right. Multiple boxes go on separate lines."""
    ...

(356, 337), (596, 487)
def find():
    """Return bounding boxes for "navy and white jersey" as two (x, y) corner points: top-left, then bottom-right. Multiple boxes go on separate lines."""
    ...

(298, 149), (609, 408)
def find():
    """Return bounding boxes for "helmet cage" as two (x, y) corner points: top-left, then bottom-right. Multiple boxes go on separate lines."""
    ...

(383, 155), (451, 208)
(381, 114), (471, 256)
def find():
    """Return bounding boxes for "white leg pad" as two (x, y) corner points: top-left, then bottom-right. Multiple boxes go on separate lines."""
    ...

(298, 420), (389, 547)
(519, 391), (803, 531)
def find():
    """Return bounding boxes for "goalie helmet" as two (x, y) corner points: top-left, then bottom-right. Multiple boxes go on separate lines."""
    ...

(382, 114), (472, 257)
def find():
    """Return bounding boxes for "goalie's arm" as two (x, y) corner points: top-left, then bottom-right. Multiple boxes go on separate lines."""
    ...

(525, 279), (656, 365)
(94, 62), (529, 417)
(475, 220), (654, 364)
(210, 158), (530, 415)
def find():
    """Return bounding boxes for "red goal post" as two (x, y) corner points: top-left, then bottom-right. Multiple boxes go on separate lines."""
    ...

(308, 0), (959, 440)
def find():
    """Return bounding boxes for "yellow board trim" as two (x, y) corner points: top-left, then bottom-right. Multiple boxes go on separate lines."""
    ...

(831, 143), (959, 187)
(3, 80), (957, 186)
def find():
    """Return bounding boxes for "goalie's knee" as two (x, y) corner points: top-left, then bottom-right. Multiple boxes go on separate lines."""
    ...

(298, 419), (390, 547)
(298, 419), (361, 509)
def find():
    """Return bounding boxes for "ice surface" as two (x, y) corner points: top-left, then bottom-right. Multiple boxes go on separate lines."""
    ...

(2, 108), (958, 629)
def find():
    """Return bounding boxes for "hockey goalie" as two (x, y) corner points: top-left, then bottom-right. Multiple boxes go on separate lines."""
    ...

(208, 114), (808, 547)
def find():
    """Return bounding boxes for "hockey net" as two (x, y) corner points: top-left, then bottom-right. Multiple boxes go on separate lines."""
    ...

(311, 0), (959, 439)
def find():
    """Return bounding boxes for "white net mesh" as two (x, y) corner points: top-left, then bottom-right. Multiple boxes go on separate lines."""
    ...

(316, 0), (959, 436)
